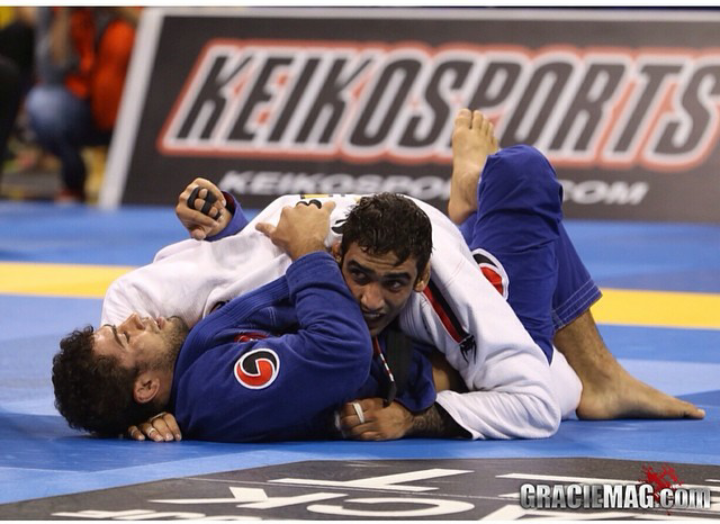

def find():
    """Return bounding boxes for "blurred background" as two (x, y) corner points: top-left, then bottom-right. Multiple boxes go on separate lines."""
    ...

(1, 6), (719, 223)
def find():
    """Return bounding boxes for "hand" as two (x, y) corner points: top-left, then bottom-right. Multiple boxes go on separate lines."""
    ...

(127, 412), (182, 442)
(256, 200), (336, 260)
(338, 398), (413, 441)
(176, 178), (229, 240)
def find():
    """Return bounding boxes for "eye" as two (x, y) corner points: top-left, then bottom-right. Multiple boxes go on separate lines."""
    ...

(385, 280), (406, 292)
(350, 269), (368, 283)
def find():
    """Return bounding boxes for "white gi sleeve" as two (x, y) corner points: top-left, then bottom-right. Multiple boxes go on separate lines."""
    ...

(100, 195), (359, 327)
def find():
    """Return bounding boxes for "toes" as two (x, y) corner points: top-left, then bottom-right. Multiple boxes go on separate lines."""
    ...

(455, 108), (472, 129)
(482, 117), (493, 138)
(683, 404), (705, 419)
(471, 110), (494, 138)
(471, 110), (484, 130)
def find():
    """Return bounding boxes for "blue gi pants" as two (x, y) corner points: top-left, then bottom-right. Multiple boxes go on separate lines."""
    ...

(458, 145), (602, 362)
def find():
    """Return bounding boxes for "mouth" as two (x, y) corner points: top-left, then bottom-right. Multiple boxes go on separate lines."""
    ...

(362, 312), (385, 326)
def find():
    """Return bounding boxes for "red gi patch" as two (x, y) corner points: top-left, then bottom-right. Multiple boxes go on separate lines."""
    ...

(234, 348), (280, 389)
(472, 248), (509, 299)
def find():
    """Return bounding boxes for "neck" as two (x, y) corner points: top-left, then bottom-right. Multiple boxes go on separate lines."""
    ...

(154, 368), (174, 407)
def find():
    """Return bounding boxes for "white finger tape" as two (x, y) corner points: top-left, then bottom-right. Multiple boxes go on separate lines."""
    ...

(352, 401), (365, 424)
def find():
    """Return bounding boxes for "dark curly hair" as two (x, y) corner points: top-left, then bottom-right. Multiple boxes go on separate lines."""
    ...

(340, 193), (432, 278)
(52, 326), (160, 437)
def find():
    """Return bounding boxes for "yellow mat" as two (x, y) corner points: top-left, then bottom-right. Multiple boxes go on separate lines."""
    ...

(591, 288), (720, 329)
(0, 262), (134, 299)
(1, 262), (719, 329)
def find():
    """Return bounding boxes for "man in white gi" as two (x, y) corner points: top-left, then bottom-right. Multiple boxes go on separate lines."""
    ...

(338, 109), (704, 441)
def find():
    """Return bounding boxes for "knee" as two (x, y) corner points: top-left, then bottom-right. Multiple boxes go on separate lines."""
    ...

(26, 86), (66, 138)
(492, 146), (557, 186)
(26, 86), (90, 143)
(484, 145), (562, 208)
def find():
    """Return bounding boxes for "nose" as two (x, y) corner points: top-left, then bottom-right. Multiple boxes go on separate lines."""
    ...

(120, 313), (145, 333)
(359, 283), (385, 312)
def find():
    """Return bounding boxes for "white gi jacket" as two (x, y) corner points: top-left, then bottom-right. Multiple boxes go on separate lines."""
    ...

(102, 195), (580, 440)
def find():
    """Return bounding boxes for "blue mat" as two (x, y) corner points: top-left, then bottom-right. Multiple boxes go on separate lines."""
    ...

(1, 201), (718, 505)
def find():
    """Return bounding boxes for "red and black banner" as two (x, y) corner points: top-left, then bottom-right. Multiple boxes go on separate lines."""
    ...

(103, 8), (720, 222)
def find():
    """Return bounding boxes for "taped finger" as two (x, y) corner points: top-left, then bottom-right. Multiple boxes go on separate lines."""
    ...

(187, 186), (201, 210)
(352, 401), (365, 424)
(142, 424), (162, 441)
(200, 199), (213, 215)
(188, 187), (218, 217)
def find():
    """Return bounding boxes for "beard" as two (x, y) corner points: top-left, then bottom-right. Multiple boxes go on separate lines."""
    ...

(148, 316), (189, 371)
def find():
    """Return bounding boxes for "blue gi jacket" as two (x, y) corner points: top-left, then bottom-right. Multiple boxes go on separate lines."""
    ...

(170, 252), (373, 442)
(171, 198), (437, 442)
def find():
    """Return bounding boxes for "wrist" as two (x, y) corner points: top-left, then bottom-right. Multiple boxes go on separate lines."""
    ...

(206, 193), (249, 241)
(289, 240), (327, 260)
(407, 403), (469, 438)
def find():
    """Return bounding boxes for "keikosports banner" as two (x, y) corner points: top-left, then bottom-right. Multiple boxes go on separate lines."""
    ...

(102, 8), (720, 222)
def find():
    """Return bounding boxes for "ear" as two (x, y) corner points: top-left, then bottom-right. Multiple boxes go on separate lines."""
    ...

(133, 372), (161, 405)
(331, 241), (343, 264)
(414, 262), (431, 292)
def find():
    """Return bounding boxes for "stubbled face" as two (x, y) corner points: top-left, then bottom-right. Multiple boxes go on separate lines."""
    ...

(337, 243), (426, 337)
(93, 314), (188, 371)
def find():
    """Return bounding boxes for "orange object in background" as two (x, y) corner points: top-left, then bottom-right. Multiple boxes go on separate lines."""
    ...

(64, 7), (136, 131)
(90, 18), (135, 130)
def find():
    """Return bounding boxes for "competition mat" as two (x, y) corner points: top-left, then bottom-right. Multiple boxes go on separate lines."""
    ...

(1, 201), (718, 519)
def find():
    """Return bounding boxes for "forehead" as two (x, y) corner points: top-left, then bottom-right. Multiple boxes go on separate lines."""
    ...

(344, 243), (418, 279)
(93, 325), (124, 359)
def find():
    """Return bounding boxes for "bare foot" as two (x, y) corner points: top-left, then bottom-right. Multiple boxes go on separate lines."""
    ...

(555, 310), (706, 420)
(448, 109), (499, 224)
(576, 363), (706, 420)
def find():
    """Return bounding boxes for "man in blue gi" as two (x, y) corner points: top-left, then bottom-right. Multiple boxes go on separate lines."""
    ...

(52, 199), (438, 441)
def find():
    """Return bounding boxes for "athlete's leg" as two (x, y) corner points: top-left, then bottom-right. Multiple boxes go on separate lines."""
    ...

(550, 224), (703, 419)
(450, 108), (705, 420)
(555, 309), (705, 419)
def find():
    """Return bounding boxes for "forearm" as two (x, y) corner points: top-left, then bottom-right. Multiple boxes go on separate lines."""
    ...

(407, 403), (469, 439)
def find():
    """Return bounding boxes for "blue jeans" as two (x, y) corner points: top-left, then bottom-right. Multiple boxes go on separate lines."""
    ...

(25, 84), (110, 194)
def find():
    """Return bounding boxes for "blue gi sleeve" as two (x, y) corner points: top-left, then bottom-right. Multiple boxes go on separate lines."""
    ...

(393, 342), (436, 413)
(206, 193), (250, 241)
(171, 251), (373, 442)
